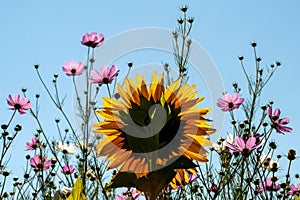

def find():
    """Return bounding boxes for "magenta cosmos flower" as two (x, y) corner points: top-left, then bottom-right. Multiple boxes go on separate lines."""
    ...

(89, 65), (119, 86)
(61, 165), (75, 175)
(226, 136), (262, 155)
(268, 107), (292, 134)
(209, 183), (218, 193)
(217, 93), (244, 112)
(81, 32), (104, 48)
(260, 177), (280, 192)
(288, 183), (300, 196)
(30, 154), (51, 171)
(25, 137), (43, 151)
(62, 60), (85, 76)
(7, 94), (32, 114)
(115, 188), (141, 200)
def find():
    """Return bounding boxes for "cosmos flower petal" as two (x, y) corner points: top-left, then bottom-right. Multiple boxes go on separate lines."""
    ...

(245, 137), (256, 150)
(273, 108), (281, 117)
(234, 137), (245, 149)
(225, 142), (239, 152)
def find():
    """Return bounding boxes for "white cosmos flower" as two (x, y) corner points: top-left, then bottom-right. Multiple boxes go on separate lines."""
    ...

(213, 134), (233, 153)
(259, 152), (272, 168)
(54, 186), (72, 199)
(55, 141), (77, 154)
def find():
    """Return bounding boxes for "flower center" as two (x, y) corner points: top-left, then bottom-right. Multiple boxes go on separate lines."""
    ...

(272, 116), (279, 121)
(228, 102), (234, 108)
(71, 69), (77, 74)
(37, 163), (44, 169)
(242, 148), (250, 156)
(14, 104), (21, 109)
(102, 77), (110, 84)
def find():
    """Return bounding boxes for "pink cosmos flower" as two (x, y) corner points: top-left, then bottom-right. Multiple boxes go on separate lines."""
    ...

(89, 65), (119, 86)
(288, 183), (300, 196)
(226, 136), (262, 155)
(30, 154), (51, 171)
(61, 165), (75, 175)
(115, 188), (141, 200)
(81, 32), (104, 48)
(259, 177), (280, 192)
(62, 60), (85, 76)
(217, 93), (244, 112)
(25, 137), (43, 151)
(268, 107), (292, 134)
(7, 94), (32, 114)
(209, 183), (218, 193)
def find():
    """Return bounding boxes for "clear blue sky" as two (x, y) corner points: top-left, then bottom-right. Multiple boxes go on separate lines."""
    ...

(1, 0), (300, 179)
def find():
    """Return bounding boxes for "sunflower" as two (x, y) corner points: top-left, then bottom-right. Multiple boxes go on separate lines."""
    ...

(93, 72), (215, 173)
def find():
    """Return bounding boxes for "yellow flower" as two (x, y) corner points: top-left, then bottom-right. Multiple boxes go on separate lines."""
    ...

(93, 72), (215, 173)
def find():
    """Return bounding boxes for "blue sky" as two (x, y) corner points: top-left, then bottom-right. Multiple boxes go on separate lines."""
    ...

(1, 0), (300, 181)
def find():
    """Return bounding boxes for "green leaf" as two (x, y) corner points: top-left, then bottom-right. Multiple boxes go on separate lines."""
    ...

(66, 178), (87, 200)
(106, 172), (138, 188)
(136, 165), (176, 200)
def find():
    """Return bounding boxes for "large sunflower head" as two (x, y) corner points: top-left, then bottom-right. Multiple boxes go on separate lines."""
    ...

(93, 71), (215, 174)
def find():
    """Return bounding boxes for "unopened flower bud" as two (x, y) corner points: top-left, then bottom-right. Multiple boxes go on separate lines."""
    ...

(261, 105), (267, 110)
(2, 131), (8, 137)
(276, 61), (281, 66)
(3, 171), (10, 176)
(232, 82), (238, 88)
(173, 31), (178, 39)
(127, 62), (133, 68)
(1, 124), (8, 130)
(3, 192), (8, 198)
(187, 17), (194, 23)
(14, 124), (22, 131)
(271, 176), (278, 182)
(288, 149), (296, 160)
(239, 122), (245, 129)
(177, 18), (184, 24)
(180, 5), (188, 12)
(269, 142), (277, 149)
(251, 41), (257, 47)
